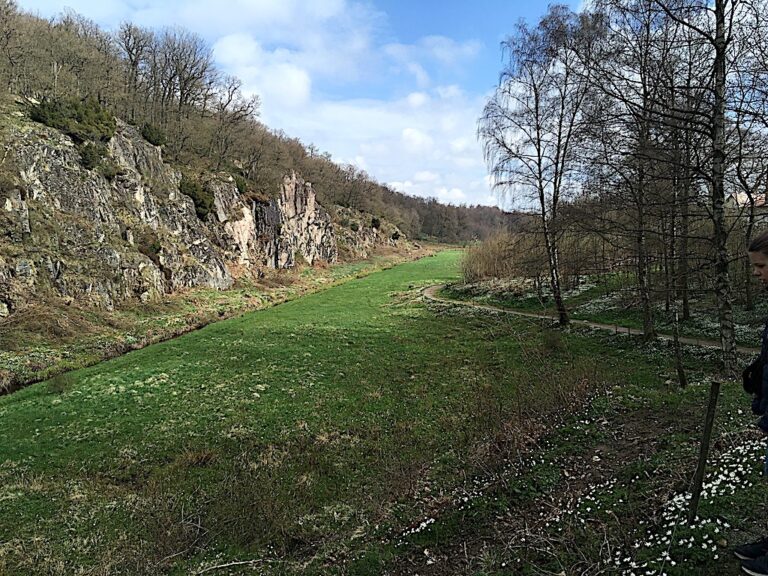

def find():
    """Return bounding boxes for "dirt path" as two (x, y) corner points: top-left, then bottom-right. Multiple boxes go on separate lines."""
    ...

(423, 284), (759, 355)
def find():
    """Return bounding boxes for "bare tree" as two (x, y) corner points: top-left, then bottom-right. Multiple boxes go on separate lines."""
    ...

(0, 0), (20, 91)
(206, 75), (260, 170)
(115, 22), (153, 122)
(479, 5), (597, 325)
(646, 0), (755, 374)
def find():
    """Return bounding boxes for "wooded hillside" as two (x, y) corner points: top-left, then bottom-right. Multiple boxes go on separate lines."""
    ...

(0, 0), (512, 242)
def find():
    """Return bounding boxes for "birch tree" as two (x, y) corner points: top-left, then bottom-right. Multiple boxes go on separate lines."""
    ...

(479, 5), (596, 325)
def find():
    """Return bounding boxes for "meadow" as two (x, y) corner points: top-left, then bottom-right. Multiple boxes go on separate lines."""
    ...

(0, 251), (765, 575)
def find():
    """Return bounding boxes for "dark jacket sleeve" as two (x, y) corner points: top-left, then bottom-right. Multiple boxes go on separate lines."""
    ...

(757, 323), (768, 431)
(758, 376), (768, 432)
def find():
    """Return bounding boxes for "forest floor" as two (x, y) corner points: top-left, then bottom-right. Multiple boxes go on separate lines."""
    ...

(388, 283), (766, 575)
(426, 284), (761, 355)
(1, 251), (766, 575)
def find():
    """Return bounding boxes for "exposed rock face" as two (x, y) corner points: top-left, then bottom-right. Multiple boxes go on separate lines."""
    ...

(276, 174), (338, 267)
(334, 206), (404, 260)
(205, 172), (337, 269)
(0, 114), (337, 315)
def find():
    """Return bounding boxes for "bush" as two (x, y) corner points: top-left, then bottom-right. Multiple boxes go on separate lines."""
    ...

(350, 222), (359, 232)
(141, 123), (166, 146)
(78, 142), (105, 170)
(98, 159), (123, 181)
(179, 174), (214, 220)
(137, 229), (162, 265)
(0, 170), (26, 201)
(233, 174), (248, 195)
(30, 96), (116, 143)
(461, 231), (518, 283)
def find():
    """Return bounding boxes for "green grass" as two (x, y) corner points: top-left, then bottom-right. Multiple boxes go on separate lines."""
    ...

(0, 251), (761, 575)
(0, 249), (434, 392)
(446, 271), (767, 348)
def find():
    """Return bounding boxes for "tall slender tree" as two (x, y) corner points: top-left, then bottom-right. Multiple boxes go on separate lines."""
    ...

(479, 5), (597, 325)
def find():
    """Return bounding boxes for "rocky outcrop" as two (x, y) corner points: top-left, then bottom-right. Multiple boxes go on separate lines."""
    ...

(0, 111), (337, 315)
(207, 172), (337, 269)
(334, 206), (404, 260)
(276, 174), (337, 267)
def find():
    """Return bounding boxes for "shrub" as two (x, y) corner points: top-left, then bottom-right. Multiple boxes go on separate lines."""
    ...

(30, 96), (116, 143)
(179, 174), (214, 220)
(99, 159), (123, 181)
(350, 222), (359, 232)
(137, 229), (162, 266)
(78, 142), (105, 170)
(461, 231), (518, 283)
(0, 170), (27, 201)
(140, 123), (166, 146)
(233, 174), (248, 195)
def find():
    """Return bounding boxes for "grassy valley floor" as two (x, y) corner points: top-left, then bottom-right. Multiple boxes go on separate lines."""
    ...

(0, 250), (766, 575)
(0, 245), (437, 394)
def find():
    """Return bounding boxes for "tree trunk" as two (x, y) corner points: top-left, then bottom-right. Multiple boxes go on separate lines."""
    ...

(637, 215), (655, 340)
(713, 0), (736, 375)
(745, 201), (756, 311)
(678, 169), (691, 320)
(543, 216), (569, 326)
(636, 164), (655, 340)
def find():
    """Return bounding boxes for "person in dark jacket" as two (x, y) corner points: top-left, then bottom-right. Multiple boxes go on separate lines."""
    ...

(736, 230), (768, 576)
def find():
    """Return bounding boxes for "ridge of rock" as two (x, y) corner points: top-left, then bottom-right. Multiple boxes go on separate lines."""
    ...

(0, 114), (337, 315)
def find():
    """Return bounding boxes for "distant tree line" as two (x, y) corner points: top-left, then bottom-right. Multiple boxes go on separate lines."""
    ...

(478, 0), (768, 373)
(0, 0), (513, 242)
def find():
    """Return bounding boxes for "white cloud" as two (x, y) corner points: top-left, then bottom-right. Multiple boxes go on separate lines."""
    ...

(436, 187), (467, 203)
(406, 92), (429, 108)
(385, 36), (481, 68)
(352, 155), (367, 170)
(388, 180), (415, 194)
(421, 36), (482, 65)
(414, 171), (440, 182)
(406, 62), (430, 88)
(270, 85), (498, 206)
(214, 35), (312, 110)
(436, 85), (464, 100)
(451, 138), (470, 153)
(401, 128), (434, 154)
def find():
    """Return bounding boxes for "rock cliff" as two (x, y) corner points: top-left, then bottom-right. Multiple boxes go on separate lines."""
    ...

(334, 206), (405, 260)
(0, 112), (337, 316)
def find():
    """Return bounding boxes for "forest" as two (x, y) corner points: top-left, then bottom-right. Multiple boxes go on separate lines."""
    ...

(475, 0), (768, 374)
(0, 0), (513, 243)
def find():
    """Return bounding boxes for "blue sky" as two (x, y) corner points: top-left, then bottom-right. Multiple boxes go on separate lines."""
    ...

(17, 0), (579, 207)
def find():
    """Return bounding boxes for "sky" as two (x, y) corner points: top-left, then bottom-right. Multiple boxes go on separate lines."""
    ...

(17, 0), (579, 208)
